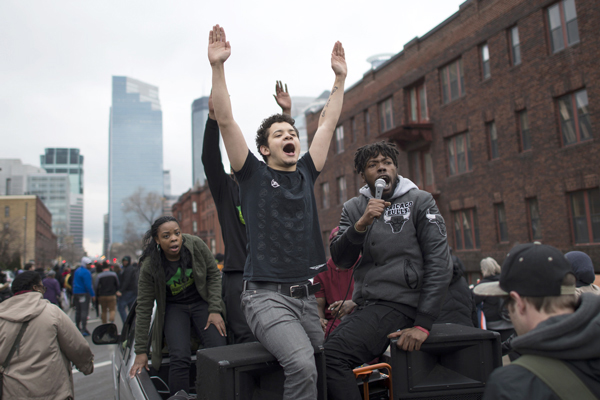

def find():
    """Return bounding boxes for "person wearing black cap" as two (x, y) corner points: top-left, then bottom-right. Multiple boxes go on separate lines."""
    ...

(565, 251), (600, 297)
(117, 255), (138, 323)
(474, 242), (600, 399)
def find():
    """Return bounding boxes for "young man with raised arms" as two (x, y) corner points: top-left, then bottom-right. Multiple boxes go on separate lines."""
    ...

(208, 25), (347, 400)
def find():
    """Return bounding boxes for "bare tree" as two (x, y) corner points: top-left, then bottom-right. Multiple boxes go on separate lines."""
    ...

(0, 221), (20, 269)
(122, 187), (164, 229)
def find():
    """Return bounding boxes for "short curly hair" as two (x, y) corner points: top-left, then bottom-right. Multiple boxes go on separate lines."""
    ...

(12, 271), (42, 293)
(255, 114), (298, 162)
(353, 141), (400, 174)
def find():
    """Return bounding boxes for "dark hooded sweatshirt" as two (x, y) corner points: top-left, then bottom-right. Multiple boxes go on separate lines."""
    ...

(483, 293), (600, 399)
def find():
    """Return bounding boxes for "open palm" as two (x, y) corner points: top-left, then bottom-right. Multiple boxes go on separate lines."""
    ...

(208, 25), (231, 65)
(331, 41), (347, 77)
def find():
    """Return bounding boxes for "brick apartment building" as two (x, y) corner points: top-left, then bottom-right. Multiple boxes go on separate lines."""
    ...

(0, 195), (57, 268)
(172, 185), (224, 256)
(307, 0), (599, 281)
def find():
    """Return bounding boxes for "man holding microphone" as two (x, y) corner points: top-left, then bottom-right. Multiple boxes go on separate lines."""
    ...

(325, 141), (452, 400)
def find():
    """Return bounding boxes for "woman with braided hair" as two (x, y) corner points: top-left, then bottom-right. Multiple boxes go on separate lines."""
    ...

(129, 216), (226, 396)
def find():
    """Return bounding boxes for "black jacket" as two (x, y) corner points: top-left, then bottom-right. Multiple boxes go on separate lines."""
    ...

(201, 117), (247, 273)
(331, 177), (452, 330)
(435, 263), (477, 327)
(120, 264), (138, 294)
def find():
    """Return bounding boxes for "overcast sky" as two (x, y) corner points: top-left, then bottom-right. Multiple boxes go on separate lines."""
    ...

(0, 0), (465, 256)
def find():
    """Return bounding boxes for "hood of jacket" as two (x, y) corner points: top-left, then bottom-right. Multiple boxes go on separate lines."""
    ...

(0, 291), (46, 323)
(512, 293), (600, 360)
(359, 175), (418, 201)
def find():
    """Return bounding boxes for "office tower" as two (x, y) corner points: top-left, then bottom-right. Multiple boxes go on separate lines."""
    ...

(191, 96), (209, 188)
(103, 214), (109, 256)
(40, 148), (84, 249)
(109, 76), (163, 245)
(27, 174), (71, 248)
(0, 159), (46, 196)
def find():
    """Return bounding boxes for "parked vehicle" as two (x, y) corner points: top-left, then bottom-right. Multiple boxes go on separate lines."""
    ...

(93, 302), (198, 400)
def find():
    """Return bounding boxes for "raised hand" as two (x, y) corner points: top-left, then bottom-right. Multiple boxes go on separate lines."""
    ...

(208, 24), (231, 66)
(273, 81), (292, 114)
(331, 41), (347, 77)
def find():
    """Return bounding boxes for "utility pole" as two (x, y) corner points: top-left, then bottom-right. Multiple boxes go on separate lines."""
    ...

(23, 201), (28, 266)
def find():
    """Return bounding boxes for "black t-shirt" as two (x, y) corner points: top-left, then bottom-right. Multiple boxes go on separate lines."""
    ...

(164, 259), (203, 304)
(201, 118), (248, 272)
(235, 150), (327, 282)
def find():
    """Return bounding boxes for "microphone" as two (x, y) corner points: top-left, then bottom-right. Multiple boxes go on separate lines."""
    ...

(374, 178), (386, 200)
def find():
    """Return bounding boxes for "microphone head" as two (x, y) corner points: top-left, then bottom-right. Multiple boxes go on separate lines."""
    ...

(374, 178), (386, 199)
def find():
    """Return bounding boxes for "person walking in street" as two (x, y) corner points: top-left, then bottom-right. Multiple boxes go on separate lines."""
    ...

(117, 255), (138, 323)
(42, 270), (61, 306)
(0, 271), (94, 399)
(94, 263), (120, 324)
(129, 216), (226, 396)
(72, 256), (95, 336)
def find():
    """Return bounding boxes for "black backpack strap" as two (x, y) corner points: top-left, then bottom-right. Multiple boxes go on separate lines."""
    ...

(1, 321), (29, 400)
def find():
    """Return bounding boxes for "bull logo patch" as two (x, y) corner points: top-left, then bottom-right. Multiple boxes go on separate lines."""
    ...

(384, 202), (412, 233)
(426, 209), (447, 236)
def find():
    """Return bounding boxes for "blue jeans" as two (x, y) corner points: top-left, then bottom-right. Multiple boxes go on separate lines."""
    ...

(117, 290), (136, 323)
(163, 300), (226, 395)
(324, 304), (412, 400)
(241, 289), (323, 400)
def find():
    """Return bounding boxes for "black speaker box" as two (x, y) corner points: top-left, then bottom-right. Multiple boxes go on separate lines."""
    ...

(391, 323), (501, 400)
(196, 342), (327, 400)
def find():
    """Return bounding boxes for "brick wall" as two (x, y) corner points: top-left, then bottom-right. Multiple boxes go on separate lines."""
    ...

(307, 0), (600, 277)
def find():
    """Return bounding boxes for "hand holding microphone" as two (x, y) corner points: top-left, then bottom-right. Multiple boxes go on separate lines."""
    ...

(355, 178), (391, 232)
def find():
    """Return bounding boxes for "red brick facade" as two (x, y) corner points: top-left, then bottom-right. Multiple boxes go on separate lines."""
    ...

(307, 0), (600, 281)
(172, 185), (224, 256)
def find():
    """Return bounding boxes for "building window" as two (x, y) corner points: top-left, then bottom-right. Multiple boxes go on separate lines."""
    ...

(408, 150), (434, 191)
(441, 59), (465, 104)
(548, 0), (579, 53)
(447, 133), (472, 176)
(570, 188), (600, 244)
(509, 26), (521, 66)
(408, 83), (429, 123)
(558, 89), (591, 145)
(178, 211), (182, 221)
(495, 203), (508, 242)
(336, 176), (347, 205)
(481, 44), (491, 80)
(45, 149), (55, 164)
(56, 149), (68, 164)
(452, 208), (480, 250)
(5, 178), (11, 196)
(379, 98), (394, 132)
(69, 149), (79, 164)
(192, 220), (197, 233)
(321, 182), (330, 209)
(518, 110), (532, 151)
(351, 117), (357, 143)
(192, 201), (197, 213)
(210, 238), (216, 254)
(365, 110), (371, 136)
(335, 125), (344, 154)
(487, 122), (499, 159)
(4, 206), (8, 217)
(527, 198), (542, 240)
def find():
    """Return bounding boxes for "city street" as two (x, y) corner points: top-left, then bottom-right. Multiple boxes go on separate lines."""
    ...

(68, 306), (123, 400)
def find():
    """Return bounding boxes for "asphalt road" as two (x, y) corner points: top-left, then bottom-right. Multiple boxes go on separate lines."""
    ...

(68, 305), (124, 400)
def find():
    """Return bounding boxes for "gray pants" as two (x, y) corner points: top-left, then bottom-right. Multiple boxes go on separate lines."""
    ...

(241, 289), (323, 400)
(73, 293), (90, 331)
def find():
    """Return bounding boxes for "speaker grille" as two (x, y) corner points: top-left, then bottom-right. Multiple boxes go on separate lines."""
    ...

(428, 395), (483, 400)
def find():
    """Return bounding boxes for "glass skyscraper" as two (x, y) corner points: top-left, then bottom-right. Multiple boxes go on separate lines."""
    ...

(191, 96), (209, 188)
(39, 148), (84, 249)
(109, 76), (163, 245)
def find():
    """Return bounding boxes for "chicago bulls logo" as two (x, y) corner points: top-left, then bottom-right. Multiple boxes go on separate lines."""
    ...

(426, 209), (447, 236)
(384, 202), (412, 234)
